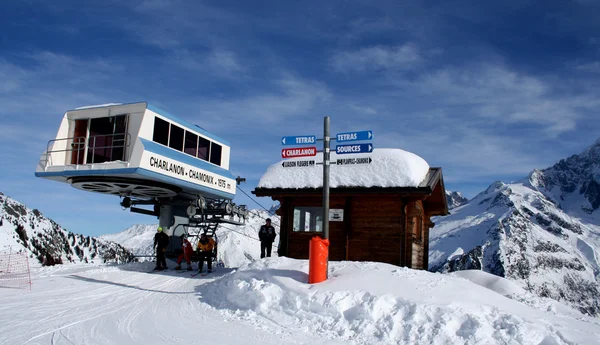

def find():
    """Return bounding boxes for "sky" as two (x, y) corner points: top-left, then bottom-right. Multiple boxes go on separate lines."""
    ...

(1, 0), (600, 237)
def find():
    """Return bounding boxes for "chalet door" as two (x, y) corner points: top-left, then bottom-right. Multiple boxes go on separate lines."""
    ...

(71, 119), (87, 165)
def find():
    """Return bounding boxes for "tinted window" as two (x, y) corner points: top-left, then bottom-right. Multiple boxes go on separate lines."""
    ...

(210, 142), (222, 166)
(184, 131), (197, 157)
(153, 117), (169, 146)
(169, 125), (184, 151)
(197, 137), (210, 161)
(292, 207), (323, 232)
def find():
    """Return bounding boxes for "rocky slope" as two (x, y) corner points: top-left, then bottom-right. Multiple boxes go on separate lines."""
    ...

(0, 193), (133, 266)
(430, 139), (600, 317)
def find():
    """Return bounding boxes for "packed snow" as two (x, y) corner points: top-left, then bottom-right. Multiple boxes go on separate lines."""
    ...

(1, 258), (599, 345)
(258, 148), (430, 189)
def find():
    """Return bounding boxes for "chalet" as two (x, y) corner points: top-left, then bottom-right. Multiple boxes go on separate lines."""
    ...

(252, 148), (449, 270)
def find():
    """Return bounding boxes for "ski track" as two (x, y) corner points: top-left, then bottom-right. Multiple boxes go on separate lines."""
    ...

(0, 264), (341, 345)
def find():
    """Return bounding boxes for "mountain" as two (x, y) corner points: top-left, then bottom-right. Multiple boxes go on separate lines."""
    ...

(0, 193), (134, 266)
(430, 140), (600, 317)
(101, 209), (278, 267)
(446, 190), (469, 210)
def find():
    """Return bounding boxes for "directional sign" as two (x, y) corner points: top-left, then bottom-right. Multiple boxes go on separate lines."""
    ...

(282, 135), (316, 146)
(336, 157), (372, 165)
(336, 130), (373, 142)
(282, 160), (316, 168)
(335, 143), (373, 155)
(282, 146), (317, 158)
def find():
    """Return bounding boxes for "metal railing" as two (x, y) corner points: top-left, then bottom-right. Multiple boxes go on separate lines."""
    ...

(43, 133), (131, 169)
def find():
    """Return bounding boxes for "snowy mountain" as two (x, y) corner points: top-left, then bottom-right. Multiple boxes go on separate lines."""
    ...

(0, 193), (133, 266)
(2, 258), (599, 345)
(102, 209), (279, 267)
(446, 190), (469, 210)
(430, 140), (600, 317)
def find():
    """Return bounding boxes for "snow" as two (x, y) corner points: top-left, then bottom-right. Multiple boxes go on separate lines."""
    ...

(450, 270), (526, 296)
(257, 148), (430, 189)
(74, 103), (123, 110)
(1, 258), (599, 345)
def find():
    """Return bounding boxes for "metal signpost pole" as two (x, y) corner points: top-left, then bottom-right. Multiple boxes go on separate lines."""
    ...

(323, 117), (330, 278)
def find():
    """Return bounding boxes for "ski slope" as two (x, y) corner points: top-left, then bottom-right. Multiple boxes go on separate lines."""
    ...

(1, 258), (599, 345)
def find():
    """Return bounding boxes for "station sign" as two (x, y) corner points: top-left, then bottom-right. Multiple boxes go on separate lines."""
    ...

(335, 144), (373, 155)
(336, 157), (372, 165)
(282, 146), (317, 158)
(336, 130), (373, 142)
(282, 160), (316, 168)
(282, 135), (316, 146)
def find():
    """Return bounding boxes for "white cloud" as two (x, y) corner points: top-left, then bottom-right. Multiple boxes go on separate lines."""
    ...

(175, 48), (245, 78)
(331, 44), (421, 72)
(396, 64), (597, 136)
(576, 61), (600, 73)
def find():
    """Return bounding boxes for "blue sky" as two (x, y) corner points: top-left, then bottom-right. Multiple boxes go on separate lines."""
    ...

(1, 0), (600, 237)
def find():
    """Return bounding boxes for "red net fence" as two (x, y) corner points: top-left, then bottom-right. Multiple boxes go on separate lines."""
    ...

(0, 248), (32, 290)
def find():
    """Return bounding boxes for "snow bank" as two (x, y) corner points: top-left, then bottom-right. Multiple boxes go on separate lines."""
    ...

(450, 270), (526, 296)
(258, 148), (430, 189)
(199, 258), (600, 345)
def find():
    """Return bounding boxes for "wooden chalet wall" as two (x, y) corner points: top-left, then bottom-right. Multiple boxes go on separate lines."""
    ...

(272, 193), (436, 269)
(257, 167), (449, 270)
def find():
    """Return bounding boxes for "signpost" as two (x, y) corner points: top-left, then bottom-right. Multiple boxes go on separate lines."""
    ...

(282, 160), (316, 168)
(281, 123), (374, 281)
(281, 146), (317, 158)
(282, 135), (316, 145)
(335, 157), (372, 166)
(335, 143), (373, 154)
(336, 130), (372, 142)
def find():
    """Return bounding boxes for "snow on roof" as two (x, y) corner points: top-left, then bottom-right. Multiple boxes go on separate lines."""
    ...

(257, 148), (430, 189)
(74, 103), (123, 110)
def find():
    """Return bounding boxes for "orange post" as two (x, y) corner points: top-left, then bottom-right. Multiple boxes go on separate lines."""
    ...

(308, 236), (330, 283)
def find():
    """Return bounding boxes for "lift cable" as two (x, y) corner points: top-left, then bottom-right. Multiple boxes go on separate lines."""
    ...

(237, 186), (281, 226)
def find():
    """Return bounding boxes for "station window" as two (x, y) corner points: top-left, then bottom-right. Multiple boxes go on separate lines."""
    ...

(197, 137), (210, 161)
(169, 124), (184, 151)
(210, 142), (222, 166)
(292, 207), (323, 232)
(153, 117), (169, 146)
(184, 131), (198, 157)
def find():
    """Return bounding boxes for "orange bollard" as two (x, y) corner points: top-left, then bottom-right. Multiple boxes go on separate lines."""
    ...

(308, 236), (330, 284)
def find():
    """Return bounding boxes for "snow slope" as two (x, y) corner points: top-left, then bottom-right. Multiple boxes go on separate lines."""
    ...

(1, 258), (598, 345)
(430, 139), (600, 317)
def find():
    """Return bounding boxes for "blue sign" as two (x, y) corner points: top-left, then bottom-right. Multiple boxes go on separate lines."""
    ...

(336, 143), (373, 154)
(282, 135), (316, 146)
(336, 130), (373, 142)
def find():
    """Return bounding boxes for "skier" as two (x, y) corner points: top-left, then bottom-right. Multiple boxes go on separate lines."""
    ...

(175, 234), (193, 271)
(197, 233), (216, 273)
(153, 226), (170, 270)
(258, 218), (276, 258)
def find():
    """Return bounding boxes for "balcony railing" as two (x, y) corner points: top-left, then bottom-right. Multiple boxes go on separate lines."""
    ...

(43, 133), (130, 169)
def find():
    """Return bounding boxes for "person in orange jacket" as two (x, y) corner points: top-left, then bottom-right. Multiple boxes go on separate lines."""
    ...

(175, 234), (193, 271)
(197, 233), (216, 273)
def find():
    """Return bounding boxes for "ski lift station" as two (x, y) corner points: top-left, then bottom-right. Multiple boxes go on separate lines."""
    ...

(35, 102), (248, 254)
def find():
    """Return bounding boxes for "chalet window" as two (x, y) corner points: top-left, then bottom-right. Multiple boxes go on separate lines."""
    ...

(210, 142), (222, 166)
(169, 124), (184, 151)
(184, 131), (198, 157)
(153, 117), (169, 146)
(197, 137), (210, 161)
(293, 206), (323, 232)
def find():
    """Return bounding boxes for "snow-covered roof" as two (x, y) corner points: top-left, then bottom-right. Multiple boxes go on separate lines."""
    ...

(257, 148), (430, 189)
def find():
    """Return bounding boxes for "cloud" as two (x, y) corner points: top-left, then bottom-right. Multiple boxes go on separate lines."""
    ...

(175, 48), (245, 78)
(331, 44), (421, 73)
(391, 63), (599, 136)
(576, 61), (600, 73)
